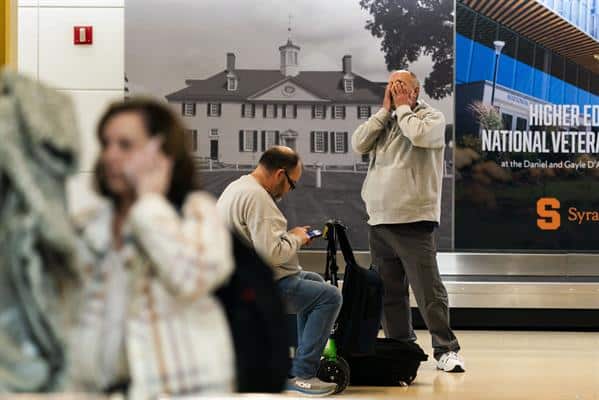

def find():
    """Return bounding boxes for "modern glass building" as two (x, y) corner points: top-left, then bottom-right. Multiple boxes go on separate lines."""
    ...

(539, 0), (599, 39)
(456, 0), (599, 134)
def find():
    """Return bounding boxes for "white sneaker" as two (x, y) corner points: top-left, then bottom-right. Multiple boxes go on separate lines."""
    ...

(436, 351), (465, 372)
(284, 377), (337, 397)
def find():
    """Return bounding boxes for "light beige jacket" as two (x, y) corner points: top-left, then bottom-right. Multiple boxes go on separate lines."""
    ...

(352, 101), (446, 225)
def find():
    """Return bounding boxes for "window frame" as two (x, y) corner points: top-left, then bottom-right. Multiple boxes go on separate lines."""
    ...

(333, 105), (346, 119)
(334, 131), (346, 153)
(208, 103), (221, 117)
(265, 104), (276, 119)
(264, 130), (277, 149)
(358, 105), (371, 119)
(314, 104), (325, 119)
(243, 130), (255, 152)
(314, 131), (327, 153)
(183, 103), (196, 116)
(227, 77), (237, 91)
(344, 79), (354, 93)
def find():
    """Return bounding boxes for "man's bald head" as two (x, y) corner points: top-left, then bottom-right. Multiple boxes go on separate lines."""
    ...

(390, 70), (420, 89)
(389, 70), (420, 106)
(258, 146), (301, 173)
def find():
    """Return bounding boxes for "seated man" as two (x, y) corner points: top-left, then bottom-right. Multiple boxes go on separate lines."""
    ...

(217, 146), (342, 397)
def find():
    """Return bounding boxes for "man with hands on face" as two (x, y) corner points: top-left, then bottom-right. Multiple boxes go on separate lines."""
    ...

(217, 146), (342, 397)
(352, 70), (464, 373)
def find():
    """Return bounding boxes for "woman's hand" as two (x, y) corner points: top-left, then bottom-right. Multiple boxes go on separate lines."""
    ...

(124, 137), (173, 197)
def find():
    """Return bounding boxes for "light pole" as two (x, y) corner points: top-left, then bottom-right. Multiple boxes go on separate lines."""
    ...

(491, 40), (505, 106)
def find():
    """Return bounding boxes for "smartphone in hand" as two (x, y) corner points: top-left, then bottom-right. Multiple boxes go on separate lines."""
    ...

(306, 229), (323, 239)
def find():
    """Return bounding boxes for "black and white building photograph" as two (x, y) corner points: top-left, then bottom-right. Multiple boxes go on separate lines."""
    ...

(126, 0), (454, 250)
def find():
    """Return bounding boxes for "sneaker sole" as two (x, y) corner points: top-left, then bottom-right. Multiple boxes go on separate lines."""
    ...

(283, 388), (336, 398)
(437, 365), (465, 373)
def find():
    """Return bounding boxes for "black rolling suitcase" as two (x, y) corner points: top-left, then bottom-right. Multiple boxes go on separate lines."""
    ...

(318, 221), (428, 388)
(347, 339), (428, 386)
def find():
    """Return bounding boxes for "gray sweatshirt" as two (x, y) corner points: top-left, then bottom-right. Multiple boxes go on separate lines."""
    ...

(352, 101), (445, 226)
(216, 174), (302, 281)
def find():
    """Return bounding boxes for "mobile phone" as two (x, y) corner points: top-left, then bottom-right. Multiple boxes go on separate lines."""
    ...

(307, 229), (323, 239)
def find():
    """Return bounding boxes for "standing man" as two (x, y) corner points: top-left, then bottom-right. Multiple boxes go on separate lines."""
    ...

(217, 146), (342, 396)
(352, 70), (464, 372)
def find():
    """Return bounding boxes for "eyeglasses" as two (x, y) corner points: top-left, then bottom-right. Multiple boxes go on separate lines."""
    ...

(283, 169), (296, 191)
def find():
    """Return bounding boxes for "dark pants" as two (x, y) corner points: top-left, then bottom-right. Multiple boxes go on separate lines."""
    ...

(369, 224), (460, 359)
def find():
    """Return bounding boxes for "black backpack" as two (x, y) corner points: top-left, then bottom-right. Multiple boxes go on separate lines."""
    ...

(325, 221), (383, 356)
(216, 233), (290, 393)
(324, 221), (428, 386)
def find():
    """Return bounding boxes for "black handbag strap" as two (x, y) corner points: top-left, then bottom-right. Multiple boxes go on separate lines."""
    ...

(334, 222), (357, 267)
(324, 221), (339, 287)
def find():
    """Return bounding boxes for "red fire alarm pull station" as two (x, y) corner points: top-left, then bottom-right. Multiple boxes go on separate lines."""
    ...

(74, 26), (93, 45)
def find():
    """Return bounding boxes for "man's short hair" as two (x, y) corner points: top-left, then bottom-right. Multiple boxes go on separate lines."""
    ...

(259, 147), (300, 172)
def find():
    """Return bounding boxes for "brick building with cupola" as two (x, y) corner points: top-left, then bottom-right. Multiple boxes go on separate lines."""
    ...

(166, 37), (384, 166)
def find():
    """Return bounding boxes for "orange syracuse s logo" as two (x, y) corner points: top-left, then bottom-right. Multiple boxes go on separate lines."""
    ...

(537, 198), (561, 230)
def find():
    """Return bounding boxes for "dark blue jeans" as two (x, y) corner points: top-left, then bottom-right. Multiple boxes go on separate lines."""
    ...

(277, 271), (342, 379)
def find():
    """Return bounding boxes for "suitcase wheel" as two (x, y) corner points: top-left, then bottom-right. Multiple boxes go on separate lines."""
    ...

(317, 356), (350, 394)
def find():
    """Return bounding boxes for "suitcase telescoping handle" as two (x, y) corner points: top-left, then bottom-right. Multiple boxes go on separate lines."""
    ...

(324, 220), (340, 287)
(324, 220), (357, 287)
(333, 222), (357, 267)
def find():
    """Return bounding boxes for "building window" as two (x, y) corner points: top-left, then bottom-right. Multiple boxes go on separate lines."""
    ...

(474, 13), (498, 49)
(186, 129), (198, 152)
(242, 103), (255, 118)
(497, 27), (516, 59)
(244, 131), (254, 152)
(551, 53), (565, 80)
(227, 76), (237, 91)
(332, 105), (346, 119)
(265, 130), (277, 149)
(502, 113), (513, 130)
(517, 37), (535, 67)
(314, 131), (327, 153)
(312, 104), (326, 119)
(534, 46), (548, 74)
(210, 128), (219, 137)
(264, 104), (277, 118)
(358, 105), (371, 119)
(239, 130), (257, 152)
(344, 79), (354, 93)
(456, 4), (476, 39)
(182, 103), (196, 116)
(282, 104), (297, 119)
(208, 103), (221, 117)
(516, 117), (527, 131)
(334, 132), (347, 153)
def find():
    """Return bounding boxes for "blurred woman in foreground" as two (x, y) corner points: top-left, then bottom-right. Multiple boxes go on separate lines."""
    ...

(68, 98), (235, 399)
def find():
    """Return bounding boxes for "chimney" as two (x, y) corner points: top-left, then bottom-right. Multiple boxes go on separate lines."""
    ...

(343, 55), (352, 75)
(227, 53), (236, 72)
